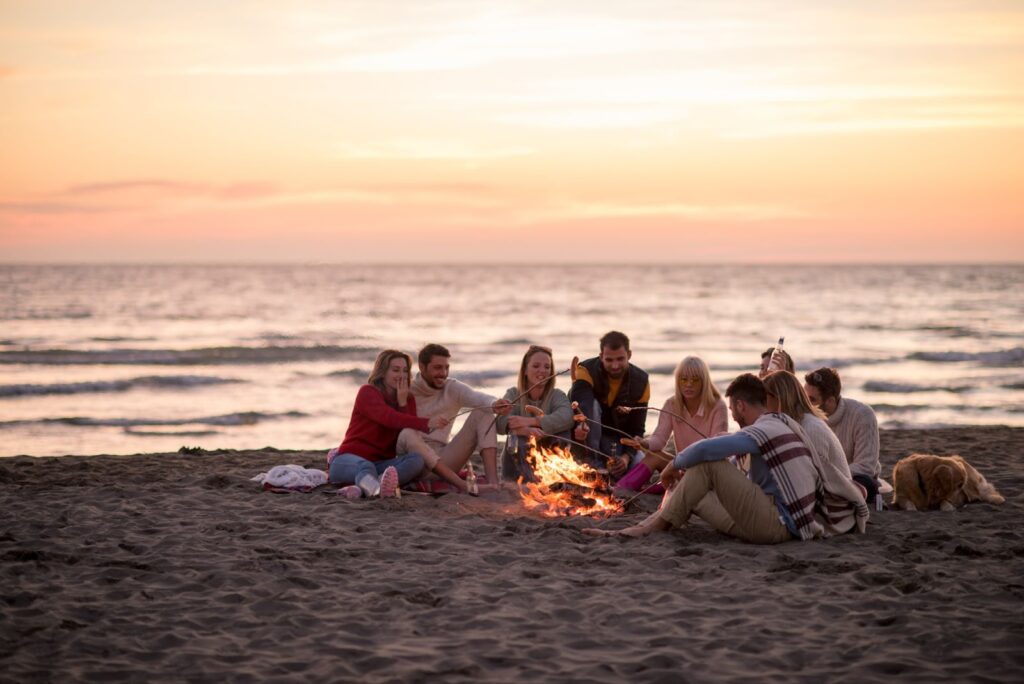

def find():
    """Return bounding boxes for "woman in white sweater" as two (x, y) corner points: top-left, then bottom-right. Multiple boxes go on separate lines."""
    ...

(763, 371), (868, 535)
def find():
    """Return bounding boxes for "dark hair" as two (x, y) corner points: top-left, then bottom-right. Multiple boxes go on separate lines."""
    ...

(725, 373), (767, 407)
(599, 330), (630, 352)
(760, 347), (794, 373)
(368, 349), (412, 391)
(417, 343), (451, 367)
(805, 367), (842, 400)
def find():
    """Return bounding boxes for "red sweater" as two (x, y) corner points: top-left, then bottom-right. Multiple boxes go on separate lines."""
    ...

(337, 384), (430, 462)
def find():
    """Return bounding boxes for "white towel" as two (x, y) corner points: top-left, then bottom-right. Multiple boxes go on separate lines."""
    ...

(251, 464), (328, 490)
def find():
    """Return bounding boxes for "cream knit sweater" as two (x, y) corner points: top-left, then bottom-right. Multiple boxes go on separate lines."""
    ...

(409, 373), (496, 452)
(827, 397), (881, 479)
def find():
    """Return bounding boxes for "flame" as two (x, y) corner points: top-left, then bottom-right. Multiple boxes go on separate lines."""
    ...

(517, 438), (623, 517)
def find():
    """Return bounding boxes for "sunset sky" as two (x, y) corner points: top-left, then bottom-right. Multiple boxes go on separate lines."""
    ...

(2, 1), (1022, 263)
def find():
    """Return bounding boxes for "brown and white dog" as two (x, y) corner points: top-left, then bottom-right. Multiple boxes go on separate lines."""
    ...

(891, 453), (1005, 511)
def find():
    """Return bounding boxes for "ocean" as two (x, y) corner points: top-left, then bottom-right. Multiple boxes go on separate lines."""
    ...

(1, 264), (1022, 457)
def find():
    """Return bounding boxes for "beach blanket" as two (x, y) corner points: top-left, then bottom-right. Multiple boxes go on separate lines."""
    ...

(251, 465), (328, 492)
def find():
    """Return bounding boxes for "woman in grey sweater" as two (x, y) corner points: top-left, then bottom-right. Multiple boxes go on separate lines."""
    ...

(496, 345), (575, 482)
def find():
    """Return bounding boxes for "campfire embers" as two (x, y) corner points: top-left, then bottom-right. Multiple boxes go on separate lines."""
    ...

(517, 439), (623, 517)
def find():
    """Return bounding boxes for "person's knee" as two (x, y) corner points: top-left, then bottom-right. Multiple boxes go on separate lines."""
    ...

(329, 456), (374, 484)
(404, 452), (425, 472)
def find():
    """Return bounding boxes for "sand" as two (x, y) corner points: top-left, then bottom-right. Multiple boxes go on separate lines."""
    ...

(2, 427), (1023, 683)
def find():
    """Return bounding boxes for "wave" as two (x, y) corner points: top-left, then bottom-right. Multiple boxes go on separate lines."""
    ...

(0, 344), (377, 366)
(451, 370), (514, 385)
(0, 308), (92, 321)
(326, 369), (369, 380)
(873, 403), (1024, 416)
(0, 375), (241, 398)
(862, 380), (971, 394)
(0, 410), (308, 430)
(1002, 382), (1024, 391)
(123, 427), (222, 437)
(907, 347), (1024, 366)
(803, 356), (896, 369)
(89, 336), (157, 343)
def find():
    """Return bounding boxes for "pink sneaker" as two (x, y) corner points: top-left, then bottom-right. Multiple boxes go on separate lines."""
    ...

(337, 485), (362, 499)
(379, 466), (400, 498)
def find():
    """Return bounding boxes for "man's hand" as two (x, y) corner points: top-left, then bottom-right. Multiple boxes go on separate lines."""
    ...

(573, 420), (589, 443)
(608, 455), (629, 478)
(428, 415), (450, 430)
(660, 463), (683, 489)
(492, 398), (512, 416)
(615, 405), (633, 415)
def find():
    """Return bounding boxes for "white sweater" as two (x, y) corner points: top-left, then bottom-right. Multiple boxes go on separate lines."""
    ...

(410, 373), (496, 451)
(827, 397), (881, 479)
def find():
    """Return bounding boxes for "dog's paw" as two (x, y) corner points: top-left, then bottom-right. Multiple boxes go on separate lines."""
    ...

(940, 500), (957, 511)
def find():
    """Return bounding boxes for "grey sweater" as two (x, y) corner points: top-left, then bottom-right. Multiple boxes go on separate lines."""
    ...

(494, 387), (574, 436)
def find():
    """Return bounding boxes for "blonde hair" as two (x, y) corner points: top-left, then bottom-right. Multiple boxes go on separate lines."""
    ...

(367, 349), (412, 392)
(674, 356), (721, 416)
(517, 345), (555, 411)
(763, 370), (825, 423)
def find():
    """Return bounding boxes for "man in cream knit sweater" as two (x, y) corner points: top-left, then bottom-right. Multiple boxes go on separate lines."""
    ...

(397, 343), (511, 489)
(804, 367), (881, 504)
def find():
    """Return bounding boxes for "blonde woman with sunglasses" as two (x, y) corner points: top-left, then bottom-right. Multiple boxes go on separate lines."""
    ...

(616, 356), (728, 493)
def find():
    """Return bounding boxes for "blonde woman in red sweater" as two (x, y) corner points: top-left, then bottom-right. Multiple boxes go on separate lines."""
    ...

(328, 350), (448, 498)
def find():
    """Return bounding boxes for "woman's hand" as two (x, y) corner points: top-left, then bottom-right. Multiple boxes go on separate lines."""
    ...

(428, 414), (450, 430)
(396, 374), (409, 406)
(507, 415), (538, 430)
(515, 426), (544, 440)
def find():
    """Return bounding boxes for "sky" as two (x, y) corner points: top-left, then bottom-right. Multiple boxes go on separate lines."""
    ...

(1, 0), (1023, 263)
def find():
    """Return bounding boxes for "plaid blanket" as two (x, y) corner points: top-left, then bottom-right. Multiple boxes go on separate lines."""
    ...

(742, 413), (825, 541)
(788, 415), (870, 535)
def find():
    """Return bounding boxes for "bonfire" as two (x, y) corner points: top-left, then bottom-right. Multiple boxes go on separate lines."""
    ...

(517, 438), (623, 517)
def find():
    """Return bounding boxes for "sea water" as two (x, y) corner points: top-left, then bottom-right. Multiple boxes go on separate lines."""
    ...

(1, 264), (1021, 457)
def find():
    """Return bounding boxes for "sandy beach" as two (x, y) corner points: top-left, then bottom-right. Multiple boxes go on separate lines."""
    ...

(2, 427), (1022, 683)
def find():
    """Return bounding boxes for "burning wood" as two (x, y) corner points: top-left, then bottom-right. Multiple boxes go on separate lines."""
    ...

(517, 438), (623, 518)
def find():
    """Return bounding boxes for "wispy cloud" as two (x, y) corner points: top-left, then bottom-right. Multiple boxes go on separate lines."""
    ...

(63, 180), (279, 200)
(333, 139), (533, 160)
(0, 201), (119, 215)
(521, 200), (810, 224)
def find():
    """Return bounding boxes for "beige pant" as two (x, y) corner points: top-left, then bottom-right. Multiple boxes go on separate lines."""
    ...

(396, 408), (497, 470)
(660, 460), (793, 544)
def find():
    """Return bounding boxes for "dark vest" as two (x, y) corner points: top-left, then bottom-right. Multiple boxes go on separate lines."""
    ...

(578, 356), (648, 432)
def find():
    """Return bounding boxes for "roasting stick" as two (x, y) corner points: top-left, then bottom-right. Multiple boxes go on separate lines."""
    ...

(620, 405), (709, 440)
(450, 365), (575, 420)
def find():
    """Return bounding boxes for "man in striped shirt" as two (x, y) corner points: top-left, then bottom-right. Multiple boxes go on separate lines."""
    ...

(584, 374), (825, 542)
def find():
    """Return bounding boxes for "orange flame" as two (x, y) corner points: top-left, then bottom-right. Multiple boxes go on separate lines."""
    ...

(517, 438), (623, 517)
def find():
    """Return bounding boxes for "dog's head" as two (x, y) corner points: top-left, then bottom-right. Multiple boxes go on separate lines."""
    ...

(892, 453), (968, 510)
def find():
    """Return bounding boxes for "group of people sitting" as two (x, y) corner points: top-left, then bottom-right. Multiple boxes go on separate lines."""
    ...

(328, 331), (882, 546)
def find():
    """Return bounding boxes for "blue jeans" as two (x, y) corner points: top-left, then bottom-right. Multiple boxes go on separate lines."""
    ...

(328, 452), (424, 485)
